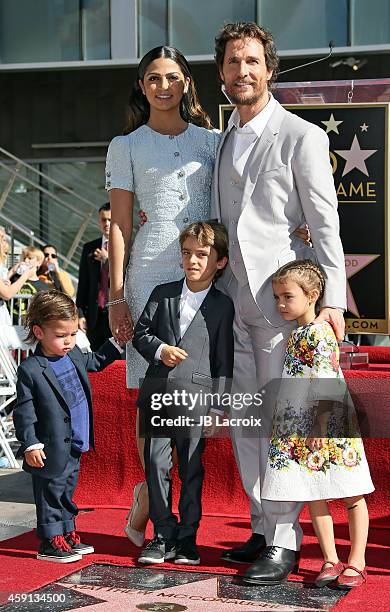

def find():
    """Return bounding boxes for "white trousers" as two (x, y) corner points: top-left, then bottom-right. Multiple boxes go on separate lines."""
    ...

(231, 284), (303, 551)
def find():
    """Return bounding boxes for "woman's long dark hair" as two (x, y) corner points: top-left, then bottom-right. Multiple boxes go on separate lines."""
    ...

(123, 46), (212, 134)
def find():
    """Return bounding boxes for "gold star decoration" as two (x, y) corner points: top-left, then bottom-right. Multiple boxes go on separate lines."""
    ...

(321, 113), (343, 134)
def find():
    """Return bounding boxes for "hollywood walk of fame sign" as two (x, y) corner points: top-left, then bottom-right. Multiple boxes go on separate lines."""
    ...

(219, 102), (390, 333)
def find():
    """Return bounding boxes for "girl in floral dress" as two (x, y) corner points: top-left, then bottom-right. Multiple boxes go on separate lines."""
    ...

(262, 260), (374, 590)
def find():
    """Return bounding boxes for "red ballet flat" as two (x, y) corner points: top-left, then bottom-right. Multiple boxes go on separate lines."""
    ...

(337, 565), (367, 590)
(315, 560), (344, 587)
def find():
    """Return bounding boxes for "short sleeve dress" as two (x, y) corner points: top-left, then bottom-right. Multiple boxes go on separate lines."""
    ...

(262, 321), (374, 502)
(105, 123), (221, 387)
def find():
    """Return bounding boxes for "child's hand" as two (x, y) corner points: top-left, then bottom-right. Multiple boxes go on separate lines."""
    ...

(305, 437), (327, 451)
(161, 345), (188, 367)
(25, 448), (46, 468)
(203, 412), (220, 438)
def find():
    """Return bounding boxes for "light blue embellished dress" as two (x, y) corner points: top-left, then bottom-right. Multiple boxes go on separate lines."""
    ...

(105, 123), (221, 387)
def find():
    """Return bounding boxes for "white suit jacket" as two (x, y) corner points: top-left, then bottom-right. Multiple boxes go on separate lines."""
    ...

(212, 100), (347, 326)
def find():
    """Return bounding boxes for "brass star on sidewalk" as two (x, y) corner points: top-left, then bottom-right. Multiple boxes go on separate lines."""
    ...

(321, 113), (343, 134)
(335, 135), (377, 177)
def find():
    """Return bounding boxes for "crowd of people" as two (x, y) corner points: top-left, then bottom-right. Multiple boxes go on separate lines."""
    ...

(8, 20), (375, 595)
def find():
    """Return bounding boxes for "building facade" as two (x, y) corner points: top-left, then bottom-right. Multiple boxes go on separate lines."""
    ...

(0, 0), (389, 255)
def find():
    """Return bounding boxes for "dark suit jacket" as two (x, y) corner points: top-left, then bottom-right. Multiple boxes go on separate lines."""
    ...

(13, 340), (120, 479)
(76, 237), (105, 328)
(133, 279), (234, 419)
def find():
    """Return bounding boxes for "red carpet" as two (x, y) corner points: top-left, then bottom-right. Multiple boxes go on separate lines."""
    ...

(1, 510), (389, 610)
(1, 361), (388, 610)
(75, 363), (389, 530)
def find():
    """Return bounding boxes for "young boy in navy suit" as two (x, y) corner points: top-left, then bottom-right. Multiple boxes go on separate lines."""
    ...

(133, 222), (234, 566)
(13, 290), (123, 563)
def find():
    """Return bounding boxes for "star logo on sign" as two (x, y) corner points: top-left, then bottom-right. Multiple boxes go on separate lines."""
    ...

(345, 254), (380, 317)
(321, 113), (343, 134)
(360, 123), (369, 132)
(335, 135), (377, 177)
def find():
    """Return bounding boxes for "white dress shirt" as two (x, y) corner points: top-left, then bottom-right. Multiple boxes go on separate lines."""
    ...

(228, 94), (277, 175)
(155, 279), (211, 361)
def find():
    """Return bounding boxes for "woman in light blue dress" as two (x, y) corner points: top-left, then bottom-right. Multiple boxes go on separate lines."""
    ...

(105, 46), (219, 547)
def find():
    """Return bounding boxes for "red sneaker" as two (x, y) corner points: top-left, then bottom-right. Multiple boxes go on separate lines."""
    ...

(65, 531), (94, 555)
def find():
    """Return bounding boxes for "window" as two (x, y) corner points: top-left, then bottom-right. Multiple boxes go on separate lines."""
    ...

(0, 0), (110, 64)
(169, 0), (256, 56)
(257, 0), (348, 51)
(350, 0), (390, 45)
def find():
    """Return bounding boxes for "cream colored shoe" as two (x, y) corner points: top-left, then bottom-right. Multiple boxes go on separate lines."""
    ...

(124, 482), (148, 547)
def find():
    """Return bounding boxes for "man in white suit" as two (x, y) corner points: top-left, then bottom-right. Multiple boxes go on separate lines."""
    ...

(212, 22), (346, 585)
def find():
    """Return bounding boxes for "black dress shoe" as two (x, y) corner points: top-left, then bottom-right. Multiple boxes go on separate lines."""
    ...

(221, 533), (266, 564)
(242, 546), (300, 585)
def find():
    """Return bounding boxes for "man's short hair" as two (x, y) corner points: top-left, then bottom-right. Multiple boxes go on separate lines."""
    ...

(98, 202), (111, 213)
(215, 22), (279, 88)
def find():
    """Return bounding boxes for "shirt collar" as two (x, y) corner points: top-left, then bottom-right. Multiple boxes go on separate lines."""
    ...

(182, 278), (212, 300)
(227, 94), (276, 137)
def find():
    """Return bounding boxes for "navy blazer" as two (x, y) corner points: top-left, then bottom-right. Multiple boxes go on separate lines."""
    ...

(13, 340), (120, 479)
(133, 279), (234, 414)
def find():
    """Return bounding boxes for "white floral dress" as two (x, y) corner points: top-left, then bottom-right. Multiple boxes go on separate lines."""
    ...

(262, 321), (374, 501)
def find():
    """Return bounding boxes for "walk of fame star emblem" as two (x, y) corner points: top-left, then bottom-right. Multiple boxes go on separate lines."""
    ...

(285, 102), (389, 334)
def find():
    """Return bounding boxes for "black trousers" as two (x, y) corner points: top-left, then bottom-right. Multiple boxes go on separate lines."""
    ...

(144, 436), (205, 541)
(31, 449), (81, 540)
(87, 307), (111, 351)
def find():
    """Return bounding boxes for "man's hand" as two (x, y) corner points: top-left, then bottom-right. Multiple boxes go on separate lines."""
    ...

(25, 448), (46, 468)
(315, 307), (345, 342)
(203, 412), (221, 438)
(160, 345), (188, 367)
(293, 223), (311, 246)
(78, 317), (87, 332)
(94, 247), (108, 263)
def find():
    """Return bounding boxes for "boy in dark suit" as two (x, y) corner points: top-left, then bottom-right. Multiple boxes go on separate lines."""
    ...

(13, 290), (123, 563)
(133, 222), (234, 566)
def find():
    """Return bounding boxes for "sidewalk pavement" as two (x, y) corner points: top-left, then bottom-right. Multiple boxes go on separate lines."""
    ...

(0, 466), (36, 541)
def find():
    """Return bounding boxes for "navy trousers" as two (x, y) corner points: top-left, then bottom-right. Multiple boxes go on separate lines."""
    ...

(32, 448), (81, 540)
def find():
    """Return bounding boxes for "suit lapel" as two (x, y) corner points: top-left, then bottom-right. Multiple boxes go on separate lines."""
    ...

(241, 101), (287, 206)
(89, 238), (101, 283)
(169, 280), (184, 345)
(34, 353), (71, 414)
(213, 129), (230, 220)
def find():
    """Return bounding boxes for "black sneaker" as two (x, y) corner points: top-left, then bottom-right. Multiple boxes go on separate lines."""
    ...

(138, 536), (176, 564)
(174, 536), (200, 565)
(65, 530), (95, 555)
(37, 535), (82, 563)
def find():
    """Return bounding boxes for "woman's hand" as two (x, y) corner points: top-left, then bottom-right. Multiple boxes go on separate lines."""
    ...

(109, 300), (134, 344)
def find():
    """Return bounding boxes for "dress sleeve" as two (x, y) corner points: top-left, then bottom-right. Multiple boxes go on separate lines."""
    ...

(308, 323), (345, 407)
(309, 323), (339, 378)
(105, 135), (134, 192)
